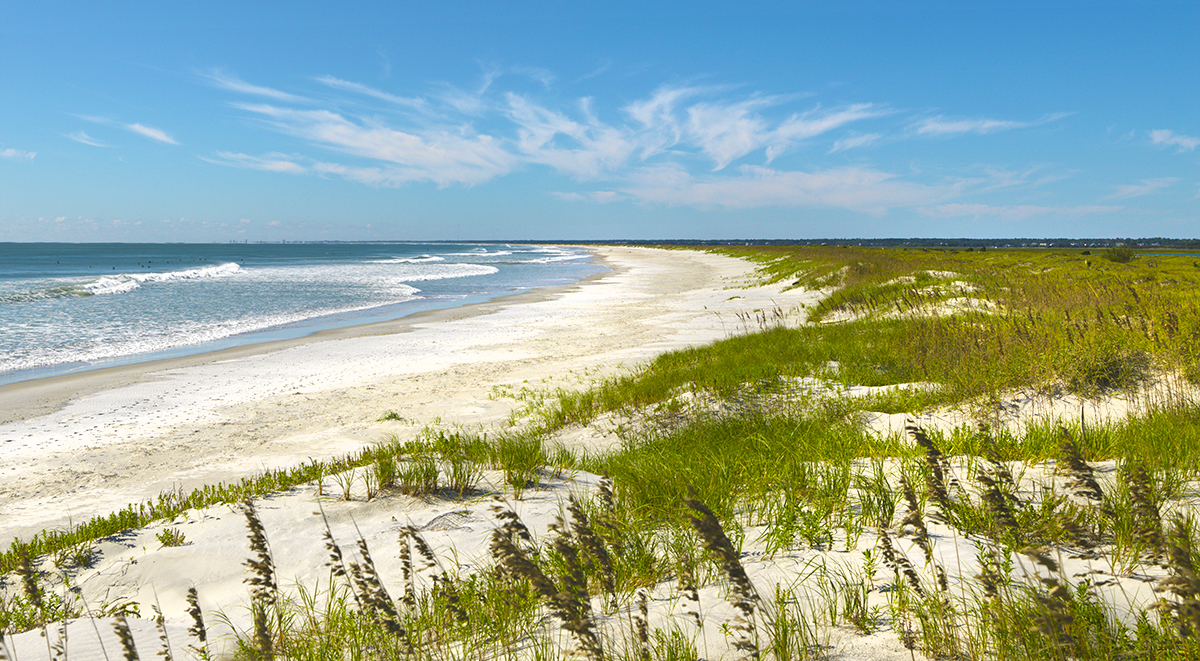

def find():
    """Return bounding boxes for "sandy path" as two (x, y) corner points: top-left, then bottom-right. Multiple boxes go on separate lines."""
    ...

(0, 246), (818, 542)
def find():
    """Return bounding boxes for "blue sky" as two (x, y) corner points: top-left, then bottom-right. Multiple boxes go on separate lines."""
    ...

(1, 2), (1197, 242)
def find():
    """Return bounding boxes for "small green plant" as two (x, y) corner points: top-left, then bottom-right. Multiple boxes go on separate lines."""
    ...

(157, 527), (188, 548)
(53, 538), (95, 569)
(399, 455), (439, 495)
(331, 468), (356, 501)
(448, 455), (481, 497)
(374, 453), (397, 490)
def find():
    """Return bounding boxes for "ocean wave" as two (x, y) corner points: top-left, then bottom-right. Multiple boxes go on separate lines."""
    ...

(393, 264), (499, 282)
(512, 254), (590, 264)
(80, 276), (142, 296)
(0, 263), (244, 302)
(371, 255), (446, 264)
(445, 249), (514, 257)
(83, 262), (244, 296)
(0, 290), (425, 374)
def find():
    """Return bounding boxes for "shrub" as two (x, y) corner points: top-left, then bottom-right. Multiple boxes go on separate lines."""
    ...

(157, 527), (188, 548)
(1103, 246), (1137, 263)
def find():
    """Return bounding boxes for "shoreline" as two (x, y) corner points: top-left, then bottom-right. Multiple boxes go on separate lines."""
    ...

(0, 251), (615, 425)
(0, 246), (817, 543)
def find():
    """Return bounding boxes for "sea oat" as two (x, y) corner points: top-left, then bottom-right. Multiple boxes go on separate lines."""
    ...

(567, 494), (616, 604)
(242, 498), (276, 659)
(684, 492), (759, 659)
(185, 587), (210, 660)
(113, 612), (141, 660)
(1155, 516), (1200, 636)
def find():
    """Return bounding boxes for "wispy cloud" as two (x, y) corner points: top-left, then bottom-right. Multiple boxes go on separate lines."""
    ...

(911, 112), (1070, 136)
(199, 151), (308, 174)
(1150, 129), (1200, 152)
(1105, 177), (1179, 199)
(769, 104), (889, 160)
(231, 103), (515, 186)
(506, 94), (636, 179)
(64, 131), (110, 147)
(620, 163), (949, 215)
(0, 148), (36, 160)
(970, 165), (1071, 192)
(70, 115), (179, 145)
(198, 69), (309, 102)
(622, 85), (704, 157)
(623, 89), (886, 168)
(126, 123), (179, 145)
(918, 203), (1123, 220)
(550, 190), (623, 203)
(313, 75), (424, 108)
(202, 69), (1093, 215)
(829, 132), (881, 153)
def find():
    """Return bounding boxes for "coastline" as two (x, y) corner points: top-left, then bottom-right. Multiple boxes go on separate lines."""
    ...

(0, 250), (613, 425)
(0, 246), (817, 543)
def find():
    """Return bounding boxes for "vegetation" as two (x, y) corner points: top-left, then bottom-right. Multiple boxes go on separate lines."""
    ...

(2, 245), (1200, 659)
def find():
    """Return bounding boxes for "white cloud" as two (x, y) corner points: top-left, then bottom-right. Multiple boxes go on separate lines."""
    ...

(200, 151), (308, 174)
(313, 76), (424, 108)
(0, 148), (35, 160)
(918, 203), (1124, 220)
(911, 112), (1070, 136)
(685, 98), (774, 170)
(1150, 129), (1200, 152)
(550, 190), (623, 203)
(70, 115), (177, 145)
(233, 103), (515, 186)
(1105, 177), (1178, 199)
(64, 131), (109, 147)
(126, 123), (179, 145)
(622, 85), (703, 158)
(621, 163), (948, 215)
(505, 94), (636, 179)
(769, 104), (888, 160)
(204, 69), (1106, 216)
(199, 69), (309, 102)
(828, 132), (881, 153)
(624, 90), (885, 168)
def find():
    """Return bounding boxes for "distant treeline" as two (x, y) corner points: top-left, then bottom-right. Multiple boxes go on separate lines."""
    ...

(552, 238), (1200, 249)
(245, 238), (1200, 249)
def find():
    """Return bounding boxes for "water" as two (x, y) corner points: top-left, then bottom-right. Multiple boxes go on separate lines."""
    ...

(0, 243), (601, 385)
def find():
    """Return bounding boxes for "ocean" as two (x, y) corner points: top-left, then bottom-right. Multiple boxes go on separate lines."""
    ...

(0, 242), (601, 386)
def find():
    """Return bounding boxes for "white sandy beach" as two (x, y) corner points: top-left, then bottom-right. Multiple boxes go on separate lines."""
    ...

(0, 247), (818, 543)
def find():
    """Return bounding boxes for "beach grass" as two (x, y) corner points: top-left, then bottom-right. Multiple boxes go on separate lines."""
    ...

(3, 244), (1200, 659)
